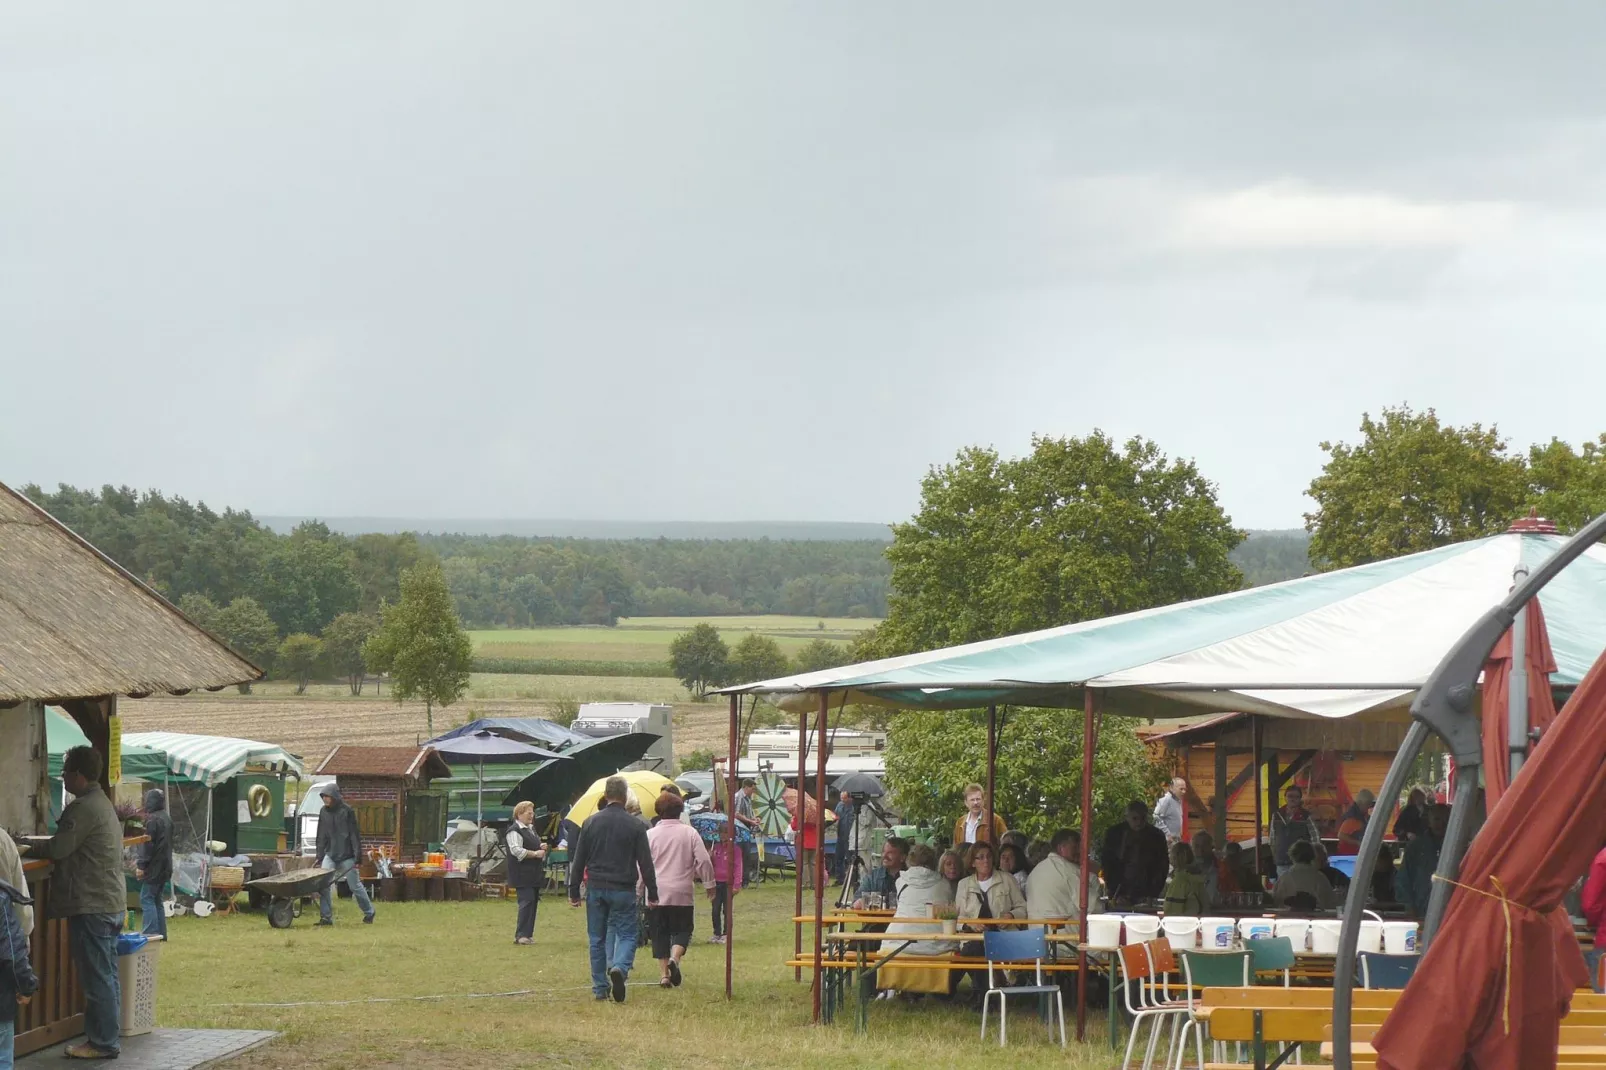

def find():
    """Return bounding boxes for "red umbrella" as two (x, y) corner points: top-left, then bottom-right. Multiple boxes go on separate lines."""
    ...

(1373, 646), (1606, 1069)
(1481, 595), (1560, 810)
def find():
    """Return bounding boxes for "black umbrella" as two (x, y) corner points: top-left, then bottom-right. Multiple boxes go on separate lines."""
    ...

(832, 772), (886, 797)
(501, 732), (661, 811)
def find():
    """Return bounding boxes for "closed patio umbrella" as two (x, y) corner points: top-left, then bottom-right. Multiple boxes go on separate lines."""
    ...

(1372, 646), (1606, 1070)
(1481, 596), (1560, 810)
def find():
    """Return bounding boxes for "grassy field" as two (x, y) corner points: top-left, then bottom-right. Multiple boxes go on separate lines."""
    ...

(470, 614), (880, 665)
(155, 881), (1110, 1069)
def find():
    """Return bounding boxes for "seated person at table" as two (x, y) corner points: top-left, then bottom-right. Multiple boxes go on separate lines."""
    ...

(937, 848), (967, 896)
(1101, 800), (1169, 905)
(852, 837), (909, 911)
(1190, 830), (1234, 908)
(1026, 828), (1105, 924)
(998, 841), (1033, 896)
(1272, 840), (1333, 910)
(1397, 804), (1448, 918)
(953, 842), (1026, 1003)
(885, 844), (957, 953)
(1335, 789), (1375, 854)
(1315, 843), (1351, 897)
(1163, 843), (1208, 916)
(1223, 841), (1260, 897)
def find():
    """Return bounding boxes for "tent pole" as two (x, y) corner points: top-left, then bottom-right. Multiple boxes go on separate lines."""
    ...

(1251, 716), (1264, 886)
(985, 704), (997, 845)
(795, 701), (807, 982)
(812, 691), (829, 1024)
(1077, 688), (1096, 1043)
(725, 693), (738, 1001)
(1508, 566), (1531, 784)
(1213, 742), (1228, 846)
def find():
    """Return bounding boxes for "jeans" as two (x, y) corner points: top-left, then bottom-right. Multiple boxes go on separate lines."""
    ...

(1, 1016), (13, 1070)
(585, 889), (639, 996)
(139, 880), (168, 939)
(319, 859), (375, 922)
(68, 913), (123, 1054)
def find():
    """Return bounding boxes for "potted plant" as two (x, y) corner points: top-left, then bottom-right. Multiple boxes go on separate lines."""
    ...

(933, 902), (958, 936)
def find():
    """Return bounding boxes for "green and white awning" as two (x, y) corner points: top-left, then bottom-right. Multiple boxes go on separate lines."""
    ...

(719, 533), (1606, 721)
(122, 731), (305, 787)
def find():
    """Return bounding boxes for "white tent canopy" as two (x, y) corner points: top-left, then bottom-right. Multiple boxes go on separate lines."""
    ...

(122, 731), (304, 787)
(719, 531), (1606, 721)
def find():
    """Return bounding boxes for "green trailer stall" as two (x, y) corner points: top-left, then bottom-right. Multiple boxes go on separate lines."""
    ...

(121, 730), (305, 859)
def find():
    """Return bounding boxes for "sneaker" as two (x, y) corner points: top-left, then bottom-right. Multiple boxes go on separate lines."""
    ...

(594, 992), (609, 1001)
(316, 919), (334, 927)
(363, 914), (375, 925)
(668, 959), (682, 987)
(63, 1042), (119, 1059)
(608, 966), (627, 1003)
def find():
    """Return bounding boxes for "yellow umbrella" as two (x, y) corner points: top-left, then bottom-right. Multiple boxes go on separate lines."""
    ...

(568, 770), (676, 824)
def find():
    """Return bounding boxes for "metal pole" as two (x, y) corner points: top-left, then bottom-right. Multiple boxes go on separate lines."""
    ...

(985, 704), (997, 845)
(1422, 772), (1479, 947)
(725, 693), (738, 1000)
(795, 701), (807, 982)
(812, 691), (829, 1024)
(1251, 715), (1264, 885)
(1077, 688), (1097, 1043)
(1508, 565), (1532, 784)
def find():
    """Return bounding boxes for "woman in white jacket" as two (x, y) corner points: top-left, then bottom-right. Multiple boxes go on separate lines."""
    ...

(885, 844), (956, 954)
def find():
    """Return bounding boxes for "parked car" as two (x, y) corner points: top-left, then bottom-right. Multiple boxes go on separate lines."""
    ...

(675, 770), (715, 816)
(293, 782), (337, 857)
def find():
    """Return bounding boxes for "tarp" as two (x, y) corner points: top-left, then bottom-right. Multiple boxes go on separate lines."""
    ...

(718, 532), (1606, 721)
(122, 731), (304, 787)
(427, 718), (587, 751)
(46, 707), (170, 783)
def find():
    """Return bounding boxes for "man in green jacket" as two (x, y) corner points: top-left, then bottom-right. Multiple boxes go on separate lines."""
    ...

(43, 746), (125, 1060)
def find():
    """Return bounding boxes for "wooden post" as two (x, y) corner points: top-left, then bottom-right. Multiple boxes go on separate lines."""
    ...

(725, 693), (738, 1000)
(985, 704), (997, 845)
(1252, 715), (1264, 885)
(1214, 742), (1229, 846)
(1076, 688), (1098, 1042)
(795, 701), (807, 982)
(811, 691), (829, 1024)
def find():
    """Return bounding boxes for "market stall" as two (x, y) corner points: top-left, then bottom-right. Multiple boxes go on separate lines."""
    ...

(313, 746), (456, 899)
(0, 480), (261, 1055)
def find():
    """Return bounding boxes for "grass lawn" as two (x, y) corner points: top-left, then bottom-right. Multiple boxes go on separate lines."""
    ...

(157, 882), (1111, 1070)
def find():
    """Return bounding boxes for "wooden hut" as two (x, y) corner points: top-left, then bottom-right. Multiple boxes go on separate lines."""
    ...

(0, 481), (260, 1055)
(313, 746), (452, 868)
(1143, 713), (1411, 846)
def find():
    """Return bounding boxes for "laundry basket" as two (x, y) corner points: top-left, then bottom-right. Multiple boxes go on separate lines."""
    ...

(117, 933), (160, 1037)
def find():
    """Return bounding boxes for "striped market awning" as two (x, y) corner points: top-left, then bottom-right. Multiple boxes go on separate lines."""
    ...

(122, 731), (304, 787)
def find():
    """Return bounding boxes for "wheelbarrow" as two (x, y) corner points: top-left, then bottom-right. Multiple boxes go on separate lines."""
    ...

(245, 868), (338, 929)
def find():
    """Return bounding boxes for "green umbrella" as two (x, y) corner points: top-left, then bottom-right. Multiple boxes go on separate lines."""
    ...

(754, 772), (791, 837)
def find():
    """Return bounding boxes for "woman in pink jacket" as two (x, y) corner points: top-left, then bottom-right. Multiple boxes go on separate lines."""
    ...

(643, 793), (712, 987)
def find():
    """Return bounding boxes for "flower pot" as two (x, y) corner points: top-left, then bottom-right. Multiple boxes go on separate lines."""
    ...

(941, 919), (956, 936)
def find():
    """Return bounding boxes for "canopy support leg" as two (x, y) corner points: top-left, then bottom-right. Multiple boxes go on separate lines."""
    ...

(1251, 716), (1264, 885)
(1214, 743), (1229, 846)
(1076, 688), (1097, 1043)
(795, 701), (807, 982)
(812, 691), (828, 1024)
(726, 693), (738, 1000)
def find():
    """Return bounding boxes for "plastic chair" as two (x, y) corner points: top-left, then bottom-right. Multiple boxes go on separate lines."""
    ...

(1118, 942), (1188, 1070)
(1249, 936), (1297, 986)
(1358, 952), (1420, 990)
(1175, 950), (1252, 1069)
(979, 928), (1065, 1048)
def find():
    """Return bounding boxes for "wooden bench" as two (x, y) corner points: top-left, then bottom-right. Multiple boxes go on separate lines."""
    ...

(1322, 1023), (1606, 1067)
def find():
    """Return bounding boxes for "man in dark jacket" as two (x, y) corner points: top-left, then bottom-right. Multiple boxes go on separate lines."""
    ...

(568, 777), (658, 1002)
(135, 788), (173, 940)
(314, 784), (375, 926)
(1100, 799), (1169, 905)
(41, 746), (124, 1060)
(1, 875), (39, 1067)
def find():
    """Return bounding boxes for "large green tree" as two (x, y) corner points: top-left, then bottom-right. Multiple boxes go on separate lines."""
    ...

(1527, 435), (1606, 534)
(727, 634), (790, 686)
(257, 522), (361, 635)
(322, 611), (379, 695)
(276, 633), (323, 694)
(211, 596), (279, 693)
(792, 637), (849, 674)
(884, 707), (1166, 843)
(364, 563), (474, 736)
(668, 623), (729, 699)
(1304, 406), (1529, 569)
(863, 432), (1243, 657)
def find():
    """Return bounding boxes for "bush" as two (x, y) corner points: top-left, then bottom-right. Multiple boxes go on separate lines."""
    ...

(680, 748), (715, 772)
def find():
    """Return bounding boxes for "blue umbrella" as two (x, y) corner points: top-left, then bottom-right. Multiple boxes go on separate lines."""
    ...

(428, 733), (568, 839)
(691, 811), (753, 845)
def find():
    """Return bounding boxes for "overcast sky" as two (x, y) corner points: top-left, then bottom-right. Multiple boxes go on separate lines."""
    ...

(7, 5), (1606, 530)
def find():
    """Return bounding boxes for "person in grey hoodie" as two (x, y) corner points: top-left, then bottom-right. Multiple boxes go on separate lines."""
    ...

(314, 784), (375, 926)
(135, 788), (173, 940)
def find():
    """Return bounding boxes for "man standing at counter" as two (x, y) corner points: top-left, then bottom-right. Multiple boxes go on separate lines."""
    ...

(41, 746), (124, 1061)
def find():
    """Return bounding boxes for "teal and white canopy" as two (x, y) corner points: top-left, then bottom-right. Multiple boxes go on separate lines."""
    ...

(720, 532), (1606, 721)
(122, 731), (305, 787)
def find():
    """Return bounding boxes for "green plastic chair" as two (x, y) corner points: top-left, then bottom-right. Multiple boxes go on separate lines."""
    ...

(1176, 951), (1252, 1068)
(1248, 936), (1297, 986)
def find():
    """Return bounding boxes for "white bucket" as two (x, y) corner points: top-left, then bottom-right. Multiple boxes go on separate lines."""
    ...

(1359, 920), (1384, 954)
(1238, 917), (1275, 942)
(1310, 920), (1343, 954)
(1199, 917), (1236, 950)
(1123, 915), (1161, 945)
(1085, 914), (1123, 949)
(1382, 922), (1418, 955)
(1162, 916), (1199, 952)
(1274, 918), (1311, 950)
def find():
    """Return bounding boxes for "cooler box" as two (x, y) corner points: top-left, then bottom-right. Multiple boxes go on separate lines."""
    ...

(116, 933), (159, 1037)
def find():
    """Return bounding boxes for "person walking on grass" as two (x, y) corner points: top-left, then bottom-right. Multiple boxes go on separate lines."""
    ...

(39, 746), (123, 1060)
(315, 784), (375, 927)
(506, 801), (547, 945)
(644, 793), (711, 985)
(569, 776), (659, 1003)
(134, 788), (172, 940)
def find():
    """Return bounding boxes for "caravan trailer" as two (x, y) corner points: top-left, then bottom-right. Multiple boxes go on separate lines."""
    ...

(570, 702), (674, 771)
(740, 725), (887, 781)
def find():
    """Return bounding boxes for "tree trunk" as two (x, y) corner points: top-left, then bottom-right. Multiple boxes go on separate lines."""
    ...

(426, 698), (434, 738)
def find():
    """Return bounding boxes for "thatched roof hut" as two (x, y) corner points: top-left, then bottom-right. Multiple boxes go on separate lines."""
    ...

(0, 480), (261, 703)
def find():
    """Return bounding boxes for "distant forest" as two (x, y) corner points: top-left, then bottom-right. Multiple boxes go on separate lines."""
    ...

(20, 484), (1309, 635)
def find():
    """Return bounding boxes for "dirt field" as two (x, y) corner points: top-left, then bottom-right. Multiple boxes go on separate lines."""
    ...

(116, 677), (734, 769)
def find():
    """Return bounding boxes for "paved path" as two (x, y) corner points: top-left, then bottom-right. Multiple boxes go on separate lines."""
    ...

(18, 1029), (278, 1069)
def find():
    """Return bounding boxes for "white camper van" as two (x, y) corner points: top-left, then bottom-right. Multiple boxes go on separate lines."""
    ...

(570, 702), (674, 771)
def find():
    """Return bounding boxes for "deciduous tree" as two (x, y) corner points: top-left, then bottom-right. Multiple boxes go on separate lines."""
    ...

(211, 596), (279, 693)
(276, 633), (323, 694)
(322, 612), (379, 695)
(727, 634), (790, 686)
(792, 637), (848, 674)
(668, 623), (729, 700)
(1527, 435), (1606, 534)
(364, 563), (474, 736)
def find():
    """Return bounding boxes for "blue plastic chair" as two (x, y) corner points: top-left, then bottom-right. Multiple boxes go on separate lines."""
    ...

(980, 928), (1066, 1048)
(1248, 936), (1297, 986)
(1358, 952), (1420, 990)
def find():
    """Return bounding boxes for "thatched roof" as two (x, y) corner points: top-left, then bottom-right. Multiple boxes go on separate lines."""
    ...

(316, 746), (452, 782)
(0, 481), (262, 702)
